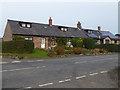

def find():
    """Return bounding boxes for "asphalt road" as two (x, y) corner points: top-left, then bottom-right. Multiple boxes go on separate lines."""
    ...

(2, 54), (118, 88)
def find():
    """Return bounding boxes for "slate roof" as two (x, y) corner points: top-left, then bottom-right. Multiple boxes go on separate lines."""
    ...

(83, 29), (119, 40)
(8, 20), (88, 38)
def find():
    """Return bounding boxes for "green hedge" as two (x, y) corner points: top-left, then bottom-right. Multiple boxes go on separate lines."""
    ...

(83, 38), (95, 49)
(95, 44), (120, 52)
(2, 40), (34, 53)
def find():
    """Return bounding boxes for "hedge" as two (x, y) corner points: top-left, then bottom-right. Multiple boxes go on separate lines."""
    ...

(83, 38), (95, 49)
(2, 40), (34, 53)
(95, 44), (120, 52)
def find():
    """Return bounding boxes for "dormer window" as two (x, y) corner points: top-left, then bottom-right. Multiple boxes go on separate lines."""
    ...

(88, 31), (92, 33)
(61, 28), (68, 32)
(22, 23), (26, 27)
(61, 28), (64, 31)
(19, 22), (31, 28)
(27, 24), (30, 28)
(65, 28), (67, 31)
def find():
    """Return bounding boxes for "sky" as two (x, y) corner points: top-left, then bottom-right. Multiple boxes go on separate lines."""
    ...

(0, 1), (118, 38)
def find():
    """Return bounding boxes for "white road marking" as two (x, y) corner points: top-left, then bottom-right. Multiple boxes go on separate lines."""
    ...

(59, 79), (71, 83)
(1, 66), (45, 72)
(89, 73), (98, 76)
(24, 86), (32, 89)
(59, 80), (65, 83)
(0, 62), (8, 64)
(76, 75), (86, 79)
(36, 60), (44, 62)
(39, 83), (53, 87)
(100, 71), (108, 73)
(12, 61), (21, 63)
(64, 79), (71, 81)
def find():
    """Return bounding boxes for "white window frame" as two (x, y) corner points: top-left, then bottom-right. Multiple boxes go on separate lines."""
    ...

(27, 24), (30, 28)
(64, 28), (67, 31)
(61, 28), (64, 31)
(25, 37), (29, 40)
(22, 23), (26, 27)
(25, 37), (33, 40)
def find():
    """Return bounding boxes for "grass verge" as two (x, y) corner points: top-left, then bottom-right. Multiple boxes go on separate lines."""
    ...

(2, 48), (50, 59)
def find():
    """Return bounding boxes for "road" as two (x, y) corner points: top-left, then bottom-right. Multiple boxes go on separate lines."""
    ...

(2, 54), (118, 88)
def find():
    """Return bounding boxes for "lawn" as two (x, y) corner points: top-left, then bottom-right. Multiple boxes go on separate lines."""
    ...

(2, 48), (50, 59)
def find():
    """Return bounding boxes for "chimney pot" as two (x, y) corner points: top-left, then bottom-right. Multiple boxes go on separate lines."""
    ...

(98, 26), (101, 31)
(49, 17), (52, 26)
(77, 21), (81, 29)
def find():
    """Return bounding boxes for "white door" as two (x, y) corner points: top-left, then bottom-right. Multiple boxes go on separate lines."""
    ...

(41, 37), (45, 48)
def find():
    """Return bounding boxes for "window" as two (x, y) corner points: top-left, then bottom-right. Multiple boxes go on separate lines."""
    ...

(27, 24), (30, 28)
(22, 23), (26, 27)
(64, 28), (67, 31)
(115, 40), (117, 44)
(105, 39), (109, 44)
(61, 28), (64, 31)
(25, 37), (32, 40)
(88, 31), (92, 33)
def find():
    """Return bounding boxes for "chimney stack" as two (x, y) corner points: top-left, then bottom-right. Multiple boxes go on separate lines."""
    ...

(98, 26), (101, 31)
(77, 21), (81, 29)
(49, 17), (52, 26)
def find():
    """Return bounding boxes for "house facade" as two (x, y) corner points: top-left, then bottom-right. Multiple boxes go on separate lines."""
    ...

(3, 17), (119, 49)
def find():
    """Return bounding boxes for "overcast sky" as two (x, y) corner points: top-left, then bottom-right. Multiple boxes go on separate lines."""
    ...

(0, 1), (118, 38)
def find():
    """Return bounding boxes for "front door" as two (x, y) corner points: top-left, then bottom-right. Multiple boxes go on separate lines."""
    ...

(41, 37), (45, 48)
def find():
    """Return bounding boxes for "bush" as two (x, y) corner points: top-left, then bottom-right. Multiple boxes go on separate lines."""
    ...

(71, 38), (83, 48)
(54, 46), (64, 55)
(89, 49), (96, 54)
(73, 48), (82, 54)
(56, 38), (68, 46)
(48, 52), (56, 57)
(65, 50), (73, 54)
(83, 38), (95, 49)
(2, 40), (34, 53)
(99, 49), (104, 53)
(65, 46), (73, 50)
(95, 44), (120, 52)
(82, 49), (89, 55)
(12, 36), (25, 41)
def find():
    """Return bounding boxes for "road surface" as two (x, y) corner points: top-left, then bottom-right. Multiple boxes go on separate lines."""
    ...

(2, 54), (118, 88)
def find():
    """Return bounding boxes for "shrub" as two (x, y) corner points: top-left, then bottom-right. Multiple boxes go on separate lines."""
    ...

(82, 49), (89, 55)
(65, 46), (73, 50)
(99, 49), (104, 53)
(89, 50), (96, 54)
(65, 50), (73, 54)
(48, 52), (56, 57)
(12, 36), (25, 41)
(83, 38), (95, 49)
(54, 46), (64, 55)
(71, 38), (83, 48)
(2, 40), (34, 53)
(73, 48), (82, 54)
(56, 38), (68, 46)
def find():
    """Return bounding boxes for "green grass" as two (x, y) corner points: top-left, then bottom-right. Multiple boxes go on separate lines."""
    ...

(2, 48), (50, 59)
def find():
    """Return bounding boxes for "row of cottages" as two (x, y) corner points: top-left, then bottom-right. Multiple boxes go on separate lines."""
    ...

(3, 17), (119, 49)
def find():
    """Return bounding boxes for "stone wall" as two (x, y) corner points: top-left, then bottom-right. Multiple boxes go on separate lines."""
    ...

(3, 22), (12, 41)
